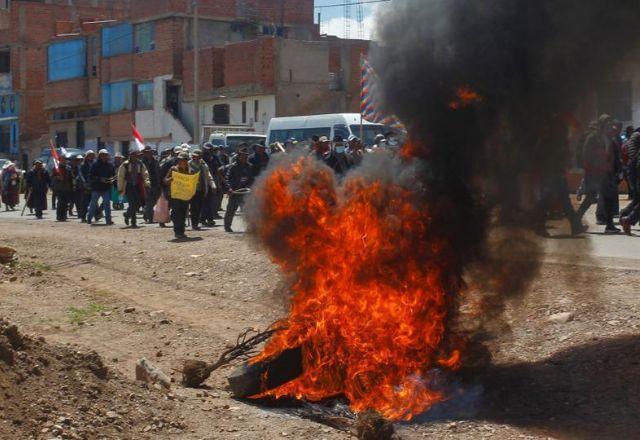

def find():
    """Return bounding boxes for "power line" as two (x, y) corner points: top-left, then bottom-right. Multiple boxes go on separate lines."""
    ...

(314, 0), (390, 9)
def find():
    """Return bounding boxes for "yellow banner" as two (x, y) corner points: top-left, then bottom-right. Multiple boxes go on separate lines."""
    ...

(171, 171), (200, 201)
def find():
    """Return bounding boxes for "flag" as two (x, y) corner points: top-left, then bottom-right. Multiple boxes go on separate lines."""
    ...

(360, 58), (406, 132)
(49, 140), (61, 172)
(132, 124), (145, 152)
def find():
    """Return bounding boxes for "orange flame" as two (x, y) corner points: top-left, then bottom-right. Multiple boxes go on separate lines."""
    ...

(449, 86), (483, 110)
(249, 157), (463, 421)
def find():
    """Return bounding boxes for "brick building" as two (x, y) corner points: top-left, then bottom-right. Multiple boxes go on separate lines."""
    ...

(0, 0), (370, 163)
(0, 0), (129, 165)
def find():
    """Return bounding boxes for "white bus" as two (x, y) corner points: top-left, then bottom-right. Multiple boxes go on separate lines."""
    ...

(266, 113), (388, 147)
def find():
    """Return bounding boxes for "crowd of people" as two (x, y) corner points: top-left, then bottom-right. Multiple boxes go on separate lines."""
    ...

(1, 133), (386, 240)
(575, 114), (640, 235)
(1, 121), (638, 237)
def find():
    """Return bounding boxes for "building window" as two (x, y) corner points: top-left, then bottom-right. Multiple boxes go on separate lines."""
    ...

(102, 23), (133, 58)
(48, 39), (87, 82)
(598, 81), (633, 122)
(135, 82), (153, 109)
(241, 101), (247, 124)
(254, 100), (259, 122)
(0, 1), (9, 11)
(213, 104), (230, 125)
(134, 22), (155, 54)
(0, 51), (9, 73)
(102, 81), (133, 113)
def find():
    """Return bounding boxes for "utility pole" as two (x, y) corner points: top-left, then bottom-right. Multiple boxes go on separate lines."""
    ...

(193, 0), (200, 144)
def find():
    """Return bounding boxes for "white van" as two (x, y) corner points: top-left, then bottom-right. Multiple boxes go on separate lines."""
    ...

(266, 113), (387, 147)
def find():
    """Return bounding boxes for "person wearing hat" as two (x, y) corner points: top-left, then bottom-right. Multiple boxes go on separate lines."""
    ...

(347, 135), (365, 166)
(25, 160), (51, 219)
(164, 151), (194, 239)
(117, 150), (150, 228)
(372, 134), (387, 150)
(309, 136), (330, 161)
(249, 143), (270, 177)
(324, 135), (353, 176)
(201, 143), (224, 224)
(141, 146), (161, 224)
(1, 161), (20, 211)
(88, 149), (116, 225)
(157, 146), (184, 228)
(577, 114), (621, 233)
(69, 154), (84, 218)
(224, 146), (254, 233)
(188, 149), (215, 230)
(50, 153), (74, 221)
(77, 150), (96, 222)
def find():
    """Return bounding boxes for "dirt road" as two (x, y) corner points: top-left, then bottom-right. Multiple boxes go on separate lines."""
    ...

(0, 206), (638, 439)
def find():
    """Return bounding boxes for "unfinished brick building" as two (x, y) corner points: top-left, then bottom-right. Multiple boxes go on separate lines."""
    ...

(0, 0), (369, 163)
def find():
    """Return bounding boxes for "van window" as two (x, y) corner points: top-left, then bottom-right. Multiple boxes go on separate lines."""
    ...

(269, 127), (331, 145)
(350, 125), (387, 146)
(333, 124), (349, 141)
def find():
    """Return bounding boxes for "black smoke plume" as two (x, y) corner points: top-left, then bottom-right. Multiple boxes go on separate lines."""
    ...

(372, 0), (640, 341)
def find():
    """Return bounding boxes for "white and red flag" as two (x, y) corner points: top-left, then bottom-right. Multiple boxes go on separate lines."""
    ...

(49, 140), (61, 172)
(131, 124), (145, 152)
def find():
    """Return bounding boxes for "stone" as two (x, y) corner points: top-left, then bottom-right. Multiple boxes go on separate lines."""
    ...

(548, 312), (574, 324)
(135, 358), (171, 389)
(123, 307), (136, 314)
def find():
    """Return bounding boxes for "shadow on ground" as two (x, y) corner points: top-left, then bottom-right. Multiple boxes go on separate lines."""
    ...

(419, 334), (640, 439)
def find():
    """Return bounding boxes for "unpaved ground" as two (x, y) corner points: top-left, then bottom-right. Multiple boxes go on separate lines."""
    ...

(0, 207), (638, 440)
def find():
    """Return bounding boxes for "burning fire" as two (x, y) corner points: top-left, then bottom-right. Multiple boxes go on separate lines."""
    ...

(449, 86), (483, 110)
(249, 157), (464, 421)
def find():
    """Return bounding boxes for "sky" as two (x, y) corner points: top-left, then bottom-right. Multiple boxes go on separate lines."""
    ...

(314, 0), (384, 40)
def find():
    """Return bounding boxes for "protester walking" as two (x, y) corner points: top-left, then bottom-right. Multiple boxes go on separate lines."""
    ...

(577, 115), (621, 233)
(24, 160), (50, 219)
(324, 136), (353, 175)
(249, 143), (270, 177)
(188, 149), (214, 230)
(1, 162), (20, 211)
(88, 150), (116, 225)
(201, 143), (223, 225)
(51, 155), (74, 222)
(77, 150), (96, 222)
(141, 146), (160, 224)
(224, 146), (254, 233)
(117, 151), (150, 228)
(164, 152), (194, 239)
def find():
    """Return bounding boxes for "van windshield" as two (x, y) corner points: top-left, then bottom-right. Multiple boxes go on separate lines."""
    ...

(226, 136), (266, 153)
(350, 125), (387, 146)
(269, 128), (331, 145)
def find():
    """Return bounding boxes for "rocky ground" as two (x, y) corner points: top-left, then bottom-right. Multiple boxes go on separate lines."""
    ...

(0, 204), (638, 439)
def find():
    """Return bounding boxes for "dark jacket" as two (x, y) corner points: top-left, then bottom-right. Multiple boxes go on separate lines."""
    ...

(142, 156), (161, 189)
(51, 163), (74, 192)
(25, 169), (50, 210)
(225, 161), (254, 192)
(324, 152), (353, 175)
(249, 152), (270, 177)
(89, 160), (116, 192)
(79, 160), (94, 192)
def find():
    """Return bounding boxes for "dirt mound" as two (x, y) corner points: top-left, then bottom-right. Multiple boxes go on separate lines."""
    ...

(0, 318), (185, 439)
